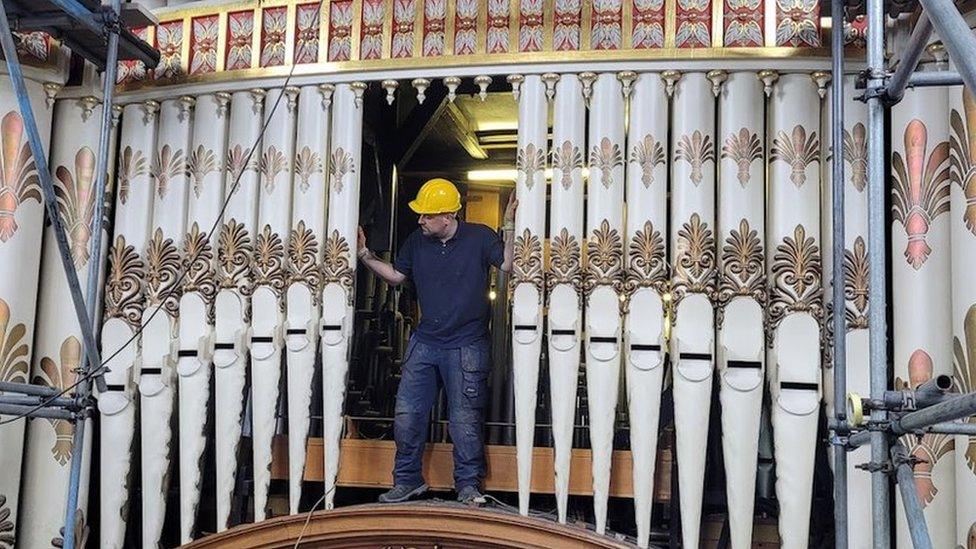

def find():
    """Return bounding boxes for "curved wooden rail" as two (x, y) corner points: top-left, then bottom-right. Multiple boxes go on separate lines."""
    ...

(182, 502), (635, 548)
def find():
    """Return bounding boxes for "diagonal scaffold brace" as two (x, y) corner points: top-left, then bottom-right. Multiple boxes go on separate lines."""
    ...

(0, 0), (151, 547)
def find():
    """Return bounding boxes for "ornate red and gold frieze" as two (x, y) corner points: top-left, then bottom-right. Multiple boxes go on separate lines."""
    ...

(117, 0), (838, 90)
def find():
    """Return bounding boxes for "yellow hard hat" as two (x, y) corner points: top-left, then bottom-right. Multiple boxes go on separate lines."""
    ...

(409, 178), (462, 214)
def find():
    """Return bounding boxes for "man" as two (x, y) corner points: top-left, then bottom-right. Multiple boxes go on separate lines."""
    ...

(357, 177), (517, 504)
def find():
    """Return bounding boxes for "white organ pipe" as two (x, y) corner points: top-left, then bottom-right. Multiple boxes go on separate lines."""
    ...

(20, 96), (110, 549)
(321, 82), (365, 509)
(822, 74), (872, 549)
(767, 73), (824, 549)
(250, 87), (297, 522)
(140, 97), (192, 547)
(583, 72), (625, 536)
(891, 85), (956, 548)
(949, 82), (976, 549)
(715, 71), (765, 549)
(286, 84), (332, 514)
(178, 92), (229, 543)
(511, 74), (547, 515)
(668, 71), (717, 549)
(100, 100), (158, 548)
(546, 73), (584, 525)
(0, 77), (52, 548)
(214, 89), (265, 531)
(623, 71), (668, 549)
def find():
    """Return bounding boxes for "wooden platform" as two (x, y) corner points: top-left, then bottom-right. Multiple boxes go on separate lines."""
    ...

(270, 437), (673, 501)
(184, 502), (634, 548)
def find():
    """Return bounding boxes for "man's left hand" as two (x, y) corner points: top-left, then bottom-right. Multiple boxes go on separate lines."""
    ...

(504, 191), (518, 224)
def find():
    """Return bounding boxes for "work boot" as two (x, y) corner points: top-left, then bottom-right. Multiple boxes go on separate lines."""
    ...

(457, 485), (486, 505)
(377, 482), (428, 503)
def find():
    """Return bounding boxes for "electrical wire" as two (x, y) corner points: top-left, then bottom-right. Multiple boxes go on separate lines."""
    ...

(0, 0), (325, 427)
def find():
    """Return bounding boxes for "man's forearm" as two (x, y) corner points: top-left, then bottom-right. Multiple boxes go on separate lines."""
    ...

(500, 222), (515, 272)
(358, 250), (405, 285)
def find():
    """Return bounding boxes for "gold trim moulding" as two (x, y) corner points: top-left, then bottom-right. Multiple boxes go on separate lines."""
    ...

(120, 46), (850, 93)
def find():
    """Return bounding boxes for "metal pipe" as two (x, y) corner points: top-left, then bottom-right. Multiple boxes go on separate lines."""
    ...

(927, 421), (976, 435)
(886, 14), (933, 102)
(865, 0), (892, 542)
(47, 0), (106, 37)
(0, 0), (104, 399)
(891, 442), (933, 549)
(0, 381), (60, 397)
(0, 403), (75, 421)
(893, 391), (976, 434)
(908, 70), (964, 88)
(63, 1), (122, 546)
(917, 0), (976, 94)
(913, 374), (953, 408)
(0, 394), (77, 408)
(830, 1), (849, 545)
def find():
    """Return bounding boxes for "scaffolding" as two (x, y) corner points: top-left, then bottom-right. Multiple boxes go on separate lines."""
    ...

(0, 1), (156, 549)
(0, 0), (975, 547)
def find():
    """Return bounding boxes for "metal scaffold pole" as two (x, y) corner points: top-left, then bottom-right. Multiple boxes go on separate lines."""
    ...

(829, 0), (849, 546)
(0, 1), (156, 547)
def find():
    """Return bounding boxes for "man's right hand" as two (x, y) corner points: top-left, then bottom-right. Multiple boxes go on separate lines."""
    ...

(357, 226), (367, 253)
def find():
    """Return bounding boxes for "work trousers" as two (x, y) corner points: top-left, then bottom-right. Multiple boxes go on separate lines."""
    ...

(393, 336), (490, 490)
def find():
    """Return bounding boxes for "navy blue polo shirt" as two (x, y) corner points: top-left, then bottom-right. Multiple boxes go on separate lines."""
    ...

(394, 221), (504, 349)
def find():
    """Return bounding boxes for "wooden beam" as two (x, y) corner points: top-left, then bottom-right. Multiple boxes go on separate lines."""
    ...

(443, 101), (489, 160)
(271, 437), (673, 501)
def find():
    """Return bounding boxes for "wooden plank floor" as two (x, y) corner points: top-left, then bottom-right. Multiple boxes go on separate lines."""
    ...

(270, 437), (673, 500)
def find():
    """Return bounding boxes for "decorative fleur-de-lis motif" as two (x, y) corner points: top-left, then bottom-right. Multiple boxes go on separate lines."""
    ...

(516, 143), (547, 190)
(54, 147), (96, 268)
(953, 304), (976, 476)
(630, 135), (666, 188)
(225, 144), (254, 190)
(322, 229), (354, 304)
(259, 146), (289, 194)
(253, 224), (287, 298)
(582, 219), (625, 297)
(625, 220), (667, 291)
(511, 229), (544, 297)
(950, 88), (976, 236)
(104, 235), (145, 330)
(117, 146), (147, 206)
(33, 336), (81, 465)
(768, 224), (823, 337)
(151, 144), (185, 199)
(897, 349), (956, 506)
(217, 219), (252, 290)
(589, 137), (624, 189)
(0, 111), (40, 243)
(1, 493), (15, 547)
(843, 122), (868, 192)
(50, 508), (88, 549)
(546, 227), (582, 295)
(721, 128), (762, 187)
(182, 223), (217, 320)
(0, 298), (29, 386)
(145, 228), (181, 317)
(185, 145), (218, 199)
(717, 218), (764, 308)
(673, 213), (716, 300)
(294, 146), (323, 193)
(288, 220), (321, 296)
(843, 236), (869, 330)
(675, 130), (715, 186)
(770, 125), (820, 187)
(891, 119), (951, 270)
(329, 148), (355, 194)
(550, 141), (583, 190)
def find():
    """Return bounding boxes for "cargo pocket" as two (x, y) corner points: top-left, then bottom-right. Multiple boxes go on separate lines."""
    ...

(460, 343), (490, 407)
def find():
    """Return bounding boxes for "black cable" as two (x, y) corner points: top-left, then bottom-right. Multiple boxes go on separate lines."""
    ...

(0, 0), (324, 426)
